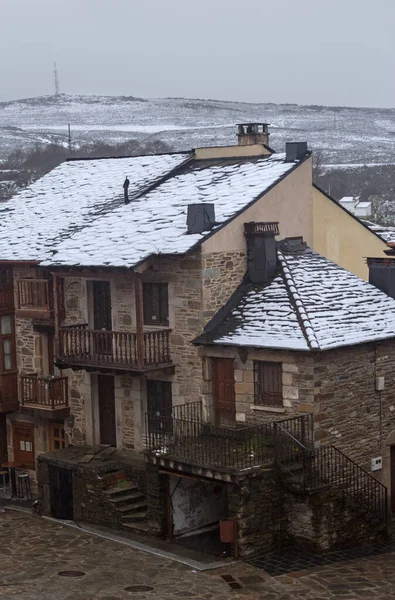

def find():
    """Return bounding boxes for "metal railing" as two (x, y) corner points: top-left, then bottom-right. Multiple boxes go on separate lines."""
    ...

(273, 414), (388, 523)
(21, 374), (69, 409)
(59, 326), (171, 369)
(306, 445), (388, 521)
(145, 406), (274, 472)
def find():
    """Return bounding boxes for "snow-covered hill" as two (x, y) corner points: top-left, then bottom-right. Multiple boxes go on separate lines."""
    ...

(1, 94), (395, 164)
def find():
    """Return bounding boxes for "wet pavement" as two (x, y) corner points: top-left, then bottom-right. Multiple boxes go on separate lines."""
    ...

(2, 510), (395, 599)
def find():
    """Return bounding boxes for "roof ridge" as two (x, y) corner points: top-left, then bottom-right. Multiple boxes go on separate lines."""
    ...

(278, 250), (320, 350)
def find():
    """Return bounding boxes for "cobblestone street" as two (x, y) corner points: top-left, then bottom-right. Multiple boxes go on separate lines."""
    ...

(2, 510), (395, 599)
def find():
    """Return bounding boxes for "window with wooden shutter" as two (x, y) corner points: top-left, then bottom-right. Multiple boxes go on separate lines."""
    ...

(143, 283), (169, 325)
(254, 361), (283, 407)
(49, 422), (66, 451)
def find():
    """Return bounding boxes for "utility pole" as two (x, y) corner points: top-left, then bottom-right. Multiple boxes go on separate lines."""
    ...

(54, 62), (60, 96)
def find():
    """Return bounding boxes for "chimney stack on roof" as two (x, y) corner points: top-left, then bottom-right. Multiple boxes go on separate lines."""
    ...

(367, 257), (395, 299)
(244, 221), (279, 284)
(187, 204), (216, 234)
(237, 123), (270, 147)
(285, 141), (308, 162)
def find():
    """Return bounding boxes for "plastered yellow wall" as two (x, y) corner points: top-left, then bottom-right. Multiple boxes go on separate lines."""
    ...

(312, 186), (386, 280)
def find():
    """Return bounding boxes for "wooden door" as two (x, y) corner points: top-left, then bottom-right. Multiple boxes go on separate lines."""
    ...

(391, 446), (395, 513)
(92, 281), (112, 355)
(212, 358), (235, 425)
(98, 375), (116, 446)
(13, 422), (35, 469)
(147, 380), (172, 434)
(49, 465), (73, 520)
(93, 281), (112, 330)
(0, 414), (7, 464)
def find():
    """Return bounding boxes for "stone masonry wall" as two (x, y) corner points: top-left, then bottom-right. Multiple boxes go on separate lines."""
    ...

(201, 251), (246, 321)
(202, 346), (315, 424)
(228, 470), (287, 557)
(313, 339), (395, 482)
(142, 252), (204, 405)
(288, 487), (387, 551)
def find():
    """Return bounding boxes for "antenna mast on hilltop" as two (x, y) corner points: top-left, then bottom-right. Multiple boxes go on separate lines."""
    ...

(54, 62), (60, 96)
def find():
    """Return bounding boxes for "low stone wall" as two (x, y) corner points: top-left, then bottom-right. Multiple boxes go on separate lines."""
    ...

(37, 453), (146, 529)
(288, 487), (388, 551)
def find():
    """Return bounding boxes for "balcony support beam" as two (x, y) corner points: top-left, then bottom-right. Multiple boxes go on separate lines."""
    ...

(135, 275), (145, 370)
(53, 274), (62, 358)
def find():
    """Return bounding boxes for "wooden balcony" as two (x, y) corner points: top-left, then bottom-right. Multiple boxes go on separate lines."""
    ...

(16, 278), (53, 319)
(58, 326), (172, 372)
(20, 374), (69, 417)
(0, 372), (18, 413)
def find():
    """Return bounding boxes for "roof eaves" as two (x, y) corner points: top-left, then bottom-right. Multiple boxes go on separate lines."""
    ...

(187, 152), (312, 255)
(313, 183), (387, 245)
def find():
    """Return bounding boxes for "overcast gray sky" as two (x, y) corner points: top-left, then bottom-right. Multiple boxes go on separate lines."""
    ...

(1, 0), (394, 108)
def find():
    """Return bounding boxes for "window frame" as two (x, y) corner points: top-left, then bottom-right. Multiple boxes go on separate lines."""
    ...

(143, 282), (169, 326)
(0, 314), (16, 372)
(254, 361), (283, 408)
(48, 422), (66, 452)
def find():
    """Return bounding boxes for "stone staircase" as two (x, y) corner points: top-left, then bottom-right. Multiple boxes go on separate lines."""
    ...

(103, 482), (149, 534)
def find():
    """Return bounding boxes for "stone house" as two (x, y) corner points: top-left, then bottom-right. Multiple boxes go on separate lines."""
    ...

(0, 124), (391, 557)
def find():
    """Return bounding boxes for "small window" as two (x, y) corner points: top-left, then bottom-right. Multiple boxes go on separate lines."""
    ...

(49, 422), (66, 452)
(254, 361), (283, 407)
(143, 283), (169, 325)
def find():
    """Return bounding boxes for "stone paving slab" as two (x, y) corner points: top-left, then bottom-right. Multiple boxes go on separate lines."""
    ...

(3, 510), (395, 599)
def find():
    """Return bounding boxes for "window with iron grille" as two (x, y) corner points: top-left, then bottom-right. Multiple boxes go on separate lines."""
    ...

(254, 361), (283, 407)
(143, 283), (169, 325)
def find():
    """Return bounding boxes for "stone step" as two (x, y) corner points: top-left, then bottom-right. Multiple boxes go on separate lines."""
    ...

(122, 522), (149, 533)
(108, 492), (145, 504)
(115, 503), (147, 514)
(121, 507), (148, 520)
(119, 511), (147, 522)
(103, 484), (138, 496)
(118, 501), (147, 513)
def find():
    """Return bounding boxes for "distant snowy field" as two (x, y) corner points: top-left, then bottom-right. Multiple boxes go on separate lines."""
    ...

(1, 94), (395, 164)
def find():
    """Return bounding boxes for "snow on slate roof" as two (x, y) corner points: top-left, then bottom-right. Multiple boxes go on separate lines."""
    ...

(40, 152), (298, 268)
(361, 220), (395, 244)
(0, 152), (191, 263)
(205, 246), (395, 351)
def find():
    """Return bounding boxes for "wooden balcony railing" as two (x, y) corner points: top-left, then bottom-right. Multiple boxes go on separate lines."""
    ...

(20, 375), (68, 410)
(59, 327), (171, 370)
(0, 372), (18, 413)
(17, 279), (52, 312)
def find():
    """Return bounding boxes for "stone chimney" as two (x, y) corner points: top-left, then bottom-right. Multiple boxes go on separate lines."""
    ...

(244, 222), (279, 283)
(237, 123), (270, 147)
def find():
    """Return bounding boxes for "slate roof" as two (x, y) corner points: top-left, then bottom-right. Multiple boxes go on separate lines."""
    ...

(196, 243), (395, 352)
(0, 151), (304, 268)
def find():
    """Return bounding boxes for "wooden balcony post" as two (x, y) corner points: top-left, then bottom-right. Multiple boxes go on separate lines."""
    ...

(135, 275), (144, 370)
(52, 274), (62, 358)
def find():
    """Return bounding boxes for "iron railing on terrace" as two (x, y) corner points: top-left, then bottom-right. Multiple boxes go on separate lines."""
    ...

(59, 326), (171, 370)
(274, 416), (388, 523)
(145, 402), (277, 471)
(21, 374), (69, 410)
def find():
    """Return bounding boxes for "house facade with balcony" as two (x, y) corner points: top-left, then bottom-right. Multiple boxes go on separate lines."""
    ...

(0, 126), (393, 556)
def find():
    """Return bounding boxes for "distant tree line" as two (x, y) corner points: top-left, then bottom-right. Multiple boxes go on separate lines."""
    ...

(0, 138), (172, 202)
